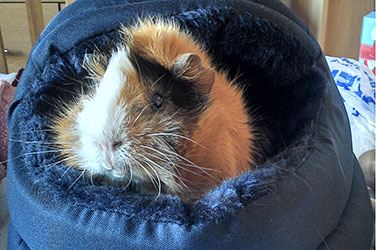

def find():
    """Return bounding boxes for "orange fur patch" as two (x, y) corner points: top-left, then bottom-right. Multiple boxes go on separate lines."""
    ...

(51, 101), (83, 167)
(122, 19), (212, 69)
(180, 73), (254, 196)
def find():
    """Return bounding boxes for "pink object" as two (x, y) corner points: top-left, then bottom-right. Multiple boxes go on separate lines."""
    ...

(359, 11), (376, 75)
(0, 79), (17, 181)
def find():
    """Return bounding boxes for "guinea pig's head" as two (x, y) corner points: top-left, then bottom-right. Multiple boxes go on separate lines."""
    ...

(62, 45), (215, 194)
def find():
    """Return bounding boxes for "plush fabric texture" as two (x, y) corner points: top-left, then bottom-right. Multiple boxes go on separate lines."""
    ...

(7, 0), (373, 249)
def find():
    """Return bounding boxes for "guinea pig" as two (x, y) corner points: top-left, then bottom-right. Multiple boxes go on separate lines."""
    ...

(51, 19), (255, 202)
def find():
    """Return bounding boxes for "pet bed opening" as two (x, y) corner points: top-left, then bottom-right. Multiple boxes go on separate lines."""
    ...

(11, 7), (326, 225)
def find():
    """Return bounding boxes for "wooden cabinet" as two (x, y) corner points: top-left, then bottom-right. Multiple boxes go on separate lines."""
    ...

(289, 0), (374, 59)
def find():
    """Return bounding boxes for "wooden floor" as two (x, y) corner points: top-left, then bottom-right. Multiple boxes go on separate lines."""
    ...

(0, 1), (65, 73)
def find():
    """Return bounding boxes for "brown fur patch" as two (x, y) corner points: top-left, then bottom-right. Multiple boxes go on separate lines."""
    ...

(50, 100), (83, 167)
(121, 19), (212, 69)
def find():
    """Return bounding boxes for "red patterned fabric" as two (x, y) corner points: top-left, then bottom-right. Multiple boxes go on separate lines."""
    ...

(0, 71), (19, 181)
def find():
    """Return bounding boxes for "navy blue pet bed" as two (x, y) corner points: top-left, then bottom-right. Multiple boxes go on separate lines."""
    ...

(7, 0), (373, 249)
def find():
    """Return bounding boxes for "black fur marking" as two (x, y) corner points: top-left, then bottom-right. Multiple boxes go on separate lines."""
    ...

(129, 51), (209, 118)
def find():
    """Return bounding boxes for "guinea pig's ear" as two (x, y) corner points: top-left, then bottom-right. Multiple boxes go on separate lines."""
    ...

(172, 53), (215, 95)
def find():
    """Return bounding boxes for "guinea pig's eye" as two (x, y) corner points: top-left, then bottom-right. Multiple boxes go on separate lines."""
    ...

(152, 93), (164, 109)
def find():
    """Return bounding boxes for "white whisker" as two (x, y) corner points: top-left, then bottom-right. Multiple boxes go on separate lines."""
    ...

(140, 145), (175, 165)
(140, 153), (189, 190)
(143, 151), (179, 174)
(121, 150), (134, 190)
(10, 129), (56, 134)
(159, 108), (182, 124)
(131, 104), (151, 126)
(140, 157), (162, 198)
(90, 173), (94, 186)
(152, 73), (167, 86)
(8, 138), (65, 145)
(0, 149), (69, 164)
(159, 147), (219, 176)
(133, 160), (159, 193)
(44, 155), (78, 171)
(61, 165), (74, 178)
(140, 145), (214, 179)
(67, 170), (85, 190)
(145, 132), (208, 150)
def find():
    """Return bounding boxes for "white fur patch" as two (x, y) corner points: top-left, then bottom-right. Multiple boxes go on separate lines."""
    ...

(76, 46), (135, 176)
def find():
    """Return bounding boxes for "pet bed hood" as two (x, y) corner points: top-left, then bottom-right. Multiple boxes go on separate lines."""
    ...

(7, 0), (373, 249)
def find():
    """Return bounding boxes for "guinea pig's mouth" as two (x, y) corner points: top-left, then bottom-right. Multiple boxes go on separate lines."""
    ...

(106, 164), (143, 183)
(112, 169), (126, 178)
(106, 165), (130, 178)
